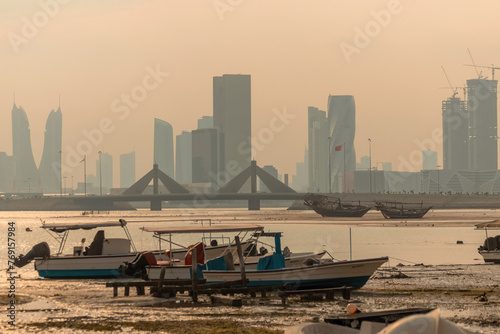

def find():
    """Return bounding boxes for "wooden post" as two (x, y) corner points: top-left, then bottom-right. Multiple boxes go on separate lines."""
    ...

(124, 285), (130, 296)
(235, 236), (247, 288)
(192, 247), (198, 302)
(155, 267), (166, 297)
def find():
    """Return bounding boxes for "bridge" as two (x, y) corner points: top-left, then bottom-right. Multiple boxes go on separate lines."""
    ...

(73, 161), (302, 211)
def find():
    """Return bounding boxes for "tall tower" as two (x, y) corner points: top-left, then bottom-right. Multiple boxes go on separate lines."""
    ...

(192, 128), (220, 187)
(307, 106), (328, 192)
(12, 103), (38, 191)
(467, 79), (498, 171)
(97, 152), (113, 193)
(120, 151), (135, 188)
(327, 95), (356, 192)
(175, 131), (192, 184)
(213, 74), (251, 182)
(442, 96), (468, 170)
(153, 118), (174, 176)
(38, 107), (62, 193)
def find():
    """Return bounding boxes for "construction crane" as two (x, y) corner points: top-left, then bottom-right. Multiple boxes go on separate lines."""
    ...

(441, 66), (458, 98)
(464, 48), (483, 79)
(463, 64), (500, 80)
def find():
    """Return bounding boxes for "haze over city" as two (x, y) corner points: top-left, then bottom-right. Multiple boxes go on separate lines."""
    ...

(2, 0), (499, 187)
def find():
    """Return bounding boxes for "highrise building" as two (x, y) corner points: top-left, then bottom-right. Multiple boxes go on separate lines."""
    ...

(292, 148), (308, 192)
(153, 118), (174, 176)
(96, 152), (113, 194)
(442, 96), (468, 170)
(192, 128), (220, 186)
(175, 131), (192, 184)
(197, 116), (214, 129)
(213, 74), (251, 181)
(467, 79), (498, 171)
(120, 151), (135, 188)
(307, 107), (328, 192)
(38, 107), (62, 193)
(358, 156), (370, 170)
(12, 103), (38, 192)
(0, 152), (15, 192)
(260, 165), (278, 192)
(328, 95), (356, 192)
(422, 149), (438, 170)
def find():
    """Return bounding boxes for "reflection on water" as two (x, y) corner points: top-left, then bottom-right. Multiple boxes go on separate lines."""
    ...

(0, 208), (489, 279)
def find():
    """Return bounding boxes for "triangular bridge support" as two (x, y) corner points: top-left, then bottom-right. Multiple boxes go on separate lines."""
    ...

(123, 164), (189, 210)
(217, 160), (296, 210)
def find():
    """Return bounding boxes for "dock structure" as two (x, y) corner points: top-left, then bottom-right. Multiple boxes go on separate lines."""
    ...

(106, 279), (351, 305)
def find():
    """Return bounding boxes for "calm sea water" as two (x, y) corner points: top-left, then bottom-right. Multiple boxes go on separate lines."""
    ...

(0, 208), (489, 279)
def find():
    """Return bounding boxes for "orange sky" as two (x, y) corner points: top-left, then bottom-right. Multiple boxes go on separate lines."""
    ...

(1, 1), (499, 186)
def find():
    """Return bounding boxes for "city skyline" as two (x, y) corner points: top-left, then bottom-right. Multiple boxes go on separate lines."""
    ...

(2, 1), (500, 187)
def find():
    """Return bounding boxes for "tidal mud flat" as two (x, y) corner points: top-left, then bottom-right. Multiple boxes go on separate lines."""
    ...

(1, 263), (499, 333)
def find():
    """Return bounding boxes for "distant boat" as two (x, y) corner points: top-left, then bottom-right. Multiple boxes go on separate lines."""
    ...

(304, 193), (371, 217)
(476, 221), (500, 264)
(374, 201), (432, 219)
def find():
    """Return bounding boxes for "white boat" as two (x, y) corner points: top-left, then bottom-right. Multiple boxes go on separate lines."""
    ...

(14, 219), (138, 278)
(203, 231), (388, 290)
(204, 256), (388, 290)
(127, 224), (326, 280)
(476, 221), (500, 264)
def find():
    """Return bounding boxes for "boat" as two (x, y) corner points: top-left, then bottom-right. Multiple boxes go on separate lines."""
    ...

(476, 221), (500, 264)
(126, 225), (326, 280)
(303, 193), (372, 217)
(374, 201), (432, 219)
(14, 219), (138, 278)
(203, 232), (388, 290)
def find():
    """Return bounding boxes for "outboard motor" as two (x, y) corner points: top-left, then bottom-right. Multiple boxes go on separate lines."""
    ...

(14, 242), (50, 268)
(124, 251), (157, 276)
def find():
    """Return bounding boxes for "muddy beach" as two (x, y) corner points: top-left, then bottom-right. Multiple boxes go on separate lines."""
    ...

(1, 208), (499, 333)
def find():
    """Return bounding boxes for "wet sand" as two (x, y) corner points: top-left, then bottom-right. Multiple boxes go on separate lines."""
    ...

(1, 264), (499, 333)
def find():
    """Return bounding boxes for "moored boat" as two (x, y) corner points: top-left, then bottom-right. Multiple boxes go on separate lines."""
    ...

(374, 201), (432, 219)
(304, 193), (372, 217)
(476, 221), (500, 264)
(14, 219), (138, 278)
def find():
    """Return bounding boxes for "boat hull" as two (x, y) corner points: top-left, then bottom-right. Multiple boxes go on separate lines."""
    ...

(146, 251), (327, 280)
(203, 257), (388, 290)
(305, 204), (371, 217)
(479, 250), (500, 264)
(34, 253), (137, 278)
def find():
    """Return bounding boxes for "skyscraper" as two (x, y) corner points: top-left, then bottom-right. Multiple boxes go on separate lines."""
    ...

(213, 74), (251, 182)
(175, 131), (192, 184)
(153, 118), (174, 176)
(192, 128), (220, 186)
(12, 103), (38, 191)
(442, 96), (468, 170)
(307, 106), (328, 192)
(327, 95), (356, 192)
(38, 107), (62, 193)
(197, 116), (214, 129)
(467, 78), (498, 171)
(120, 151), (135, 188)
(96, 152), (113, 194)
(422, 149), (438, 170)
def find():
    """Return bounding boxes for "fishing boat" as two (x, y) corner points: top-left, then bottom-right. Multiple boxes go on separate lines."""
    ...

(14, 219), (138, 278)
(374, 201), (432, 219)
(476, 221), (500, 264)
(127, 224), (326, 280)
(203, 232), (388, 290)
(304, 193), (372, 217)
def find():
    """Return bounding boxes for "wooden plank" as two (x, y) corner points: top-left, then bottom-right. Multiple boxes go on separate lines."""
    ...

(210, 296), (243, 307)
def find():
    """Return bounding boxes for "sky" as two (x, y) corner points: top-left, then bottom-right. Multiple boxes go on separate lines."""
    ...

(1, 0), (499, 187)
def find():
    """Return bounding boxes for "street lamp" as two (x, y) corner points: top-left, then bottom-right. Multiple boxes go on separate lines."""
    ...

(59, 150), (62, 196)
(63, 176), (67, 195)
(436, 165), (441, 194)
(98, 151), (102, 196)
(328, 137), (332, 193)
(368, 138), (372, 193)
(27, 178), (30, 196)
(71, 176), (74, 195)
(80, 155), (87, 196)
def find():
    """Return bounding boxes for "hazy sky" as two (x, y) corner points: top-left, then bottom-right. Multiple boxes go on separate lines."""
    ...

(2, 1), (499, 186)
